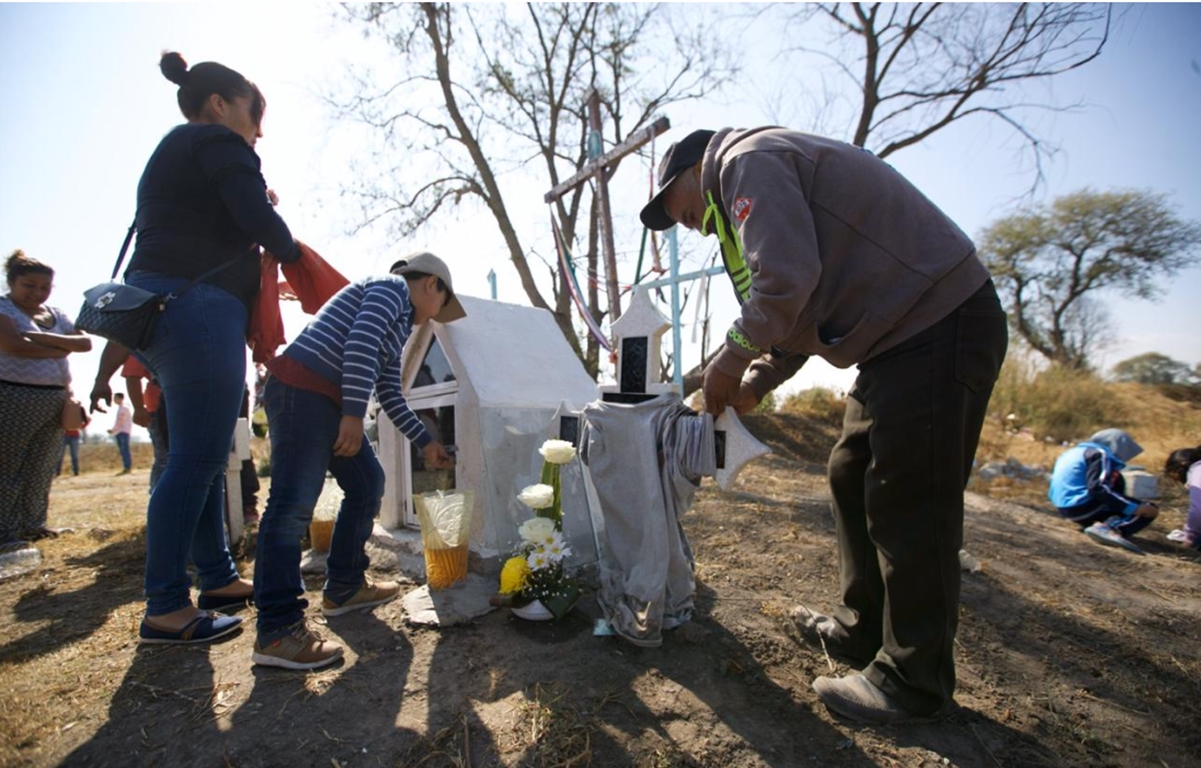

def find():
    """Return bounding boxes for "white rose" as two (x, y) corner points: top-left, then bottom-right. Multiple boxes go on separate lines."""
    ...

(518, 516), (556, 543)
(517, 483), (555, 510)
(539, 439), (577, 465)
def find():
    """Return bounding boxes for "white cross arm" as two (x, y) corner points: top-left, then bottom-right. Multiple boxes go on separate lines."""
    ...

(713, 408), (771, 492)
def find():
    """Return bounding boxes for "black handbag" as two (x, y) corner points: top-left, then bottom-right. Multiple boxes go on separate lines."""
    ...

(75, 220), (240, 350)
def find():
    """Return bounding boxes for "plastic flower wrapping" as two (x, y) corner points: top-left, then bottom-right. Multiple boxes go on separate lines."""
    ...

(498, 438), (582, 619)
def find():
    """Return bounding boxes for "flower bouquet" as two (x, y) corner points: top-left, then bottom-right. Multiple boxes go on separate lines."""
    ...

(496, 439), (582, 620)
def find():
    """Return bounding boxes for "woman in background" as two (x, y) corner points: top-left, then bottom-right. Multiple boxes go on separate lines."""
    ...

(0, 250), (91, 547)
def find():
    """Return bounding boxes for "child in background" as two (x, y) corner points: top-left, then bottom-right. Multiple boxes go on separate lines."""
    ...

(1049, 428), (1159, 554)
(1163, 444), (1201, 550)
(252, 252), (463, 670)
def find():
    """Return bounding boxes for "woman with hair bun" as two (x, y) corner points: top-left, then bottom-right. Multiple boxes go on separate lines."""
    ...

(123, 52), (302, 645)
(1164, 444), (1201, 550)
(0, 250), (92, 547)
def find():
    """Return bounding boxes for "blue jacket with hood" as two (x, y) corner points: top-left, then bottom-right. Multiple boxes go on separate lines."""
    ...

(1048, 429), (1144, 516)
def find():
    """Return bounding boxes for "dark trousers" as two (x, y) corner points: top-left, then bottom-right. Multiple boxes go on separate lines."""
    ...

(826, 280), (1008, 714)
(254, 377), (385, 636)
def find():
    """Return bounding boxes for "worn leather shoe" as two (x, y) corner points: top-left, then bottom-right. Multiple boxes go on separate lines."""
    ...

(813, 673), (932, 725)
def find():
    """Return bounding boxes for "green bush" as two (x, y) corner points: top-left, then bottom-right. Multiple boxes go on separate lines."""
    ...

(753, 390), (777, 414)
(989, 357), (1124, 442)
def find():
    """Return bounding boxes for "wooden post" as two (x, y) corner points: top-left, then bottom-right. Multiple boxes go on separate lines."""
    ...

(542, 105), (670, 333)
(588, 91), (622, 323)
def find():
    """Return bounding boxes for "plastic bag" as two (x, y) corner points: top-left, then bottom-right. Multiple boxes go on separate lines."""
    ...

(414, 490), (475, 589)
(308, 480), (342, 554)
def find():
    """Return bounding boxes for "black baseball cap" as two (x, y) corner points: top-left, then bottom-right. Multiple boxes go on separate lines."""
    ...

(639, 129), (716, 231)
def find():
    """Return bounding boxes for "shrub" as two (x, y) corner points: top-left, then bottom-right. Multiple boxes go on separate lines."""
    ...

(780, 387), (845, 427)
(753, 390), (777, 414)
(989, 357), (1124, 442)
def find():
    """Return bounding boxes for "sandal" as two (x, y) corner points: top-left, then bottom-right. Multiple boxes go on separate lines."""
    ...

(139, 611), (243, 645)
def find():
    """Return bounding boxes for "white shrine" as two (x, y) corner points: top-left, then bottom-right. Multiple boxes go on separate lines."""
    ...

(375, 295), (601, 575)
(600, 287), (770, 491)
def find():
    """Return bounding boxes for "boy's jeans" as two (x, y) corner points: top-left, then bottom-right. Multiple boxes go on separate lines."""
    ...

(254, 376), (386, 637)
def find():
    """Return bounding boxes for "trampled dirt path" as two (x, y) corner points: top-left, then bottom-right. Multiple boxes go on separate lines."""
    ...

(2, 414), (1199, 767)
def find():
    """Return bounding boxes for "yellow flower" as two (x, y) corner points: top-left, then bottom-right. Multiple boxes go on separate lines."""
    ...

(499, 556), (530, 595)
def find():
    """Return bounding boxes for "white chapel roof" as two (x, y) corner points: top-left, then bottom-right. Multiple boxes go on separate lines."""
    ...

(433, 295), (599, 409)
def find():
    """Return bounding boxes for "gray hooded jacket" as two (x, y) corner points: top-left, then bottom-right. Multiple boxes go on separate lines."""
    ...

(701, 127), (991, 395)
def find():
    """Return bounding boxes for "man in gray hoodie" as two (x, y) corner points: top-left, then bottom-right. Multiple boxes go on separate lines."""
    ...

(641, 127), (1009, 724)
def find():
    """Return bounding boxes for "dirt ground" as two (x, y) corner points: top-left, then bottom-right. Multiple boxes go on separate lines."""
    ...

(2, 415), (1199, 768)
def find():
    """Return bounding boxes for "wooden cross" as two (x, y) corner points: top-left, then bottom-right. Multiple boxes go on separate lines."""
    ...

(542, 95), (669, 325)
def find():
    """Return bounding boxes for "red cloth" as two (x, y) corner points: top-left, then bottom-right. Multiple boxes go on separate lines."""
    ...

(120, 355), (161, 412)
(248, 241), (349, 363)
(248, 252), (286, 364)
(265, 354), (342, 406)
(280, 242), (350, 314)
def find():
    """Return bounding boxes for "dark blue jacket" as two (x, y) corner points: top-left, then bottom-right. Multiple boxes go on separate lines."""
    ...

(126, 123), (299, 310)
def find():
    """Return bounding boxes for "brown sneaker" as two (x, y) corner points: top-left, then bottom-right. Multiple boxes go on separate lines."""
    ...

(322, 578), (401, 617)
(251, 621), (343, 671)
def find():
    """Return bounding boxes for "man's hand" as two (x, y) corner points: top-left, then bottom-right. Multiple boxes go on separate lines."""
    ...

(423, 442), (454, 470)
(333, 416), (365, 457)
(132, 406), (152, 429)
(728, 382), (761, 416)
(90, 380), (113, 414)
(702, 365), (743, 416)
(1135, 502), (1159, 519)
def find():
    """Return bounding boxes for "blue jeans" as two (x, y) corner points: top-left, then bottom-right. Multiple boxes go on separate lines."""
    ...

(254, 376), (385, 636)
(147, 405), (169, 493)
(60, 434), (80, 475)
(114, 432), (132, 471)
(127, 273), (245, 616)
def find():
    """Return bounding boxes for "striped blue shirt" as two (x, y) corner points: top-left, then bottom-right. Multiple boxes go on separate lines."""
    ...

(281, 276), (431, 448)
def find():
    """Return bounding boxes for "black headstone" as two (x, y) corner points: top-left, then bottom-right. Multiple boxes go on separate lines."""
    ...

(559, 415), (580, 446)
(620, 336), (648, 393)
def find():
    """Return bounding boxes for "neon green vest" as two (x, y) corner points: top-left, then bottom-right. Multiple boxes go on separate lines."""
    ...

(702, 190), (761, 356)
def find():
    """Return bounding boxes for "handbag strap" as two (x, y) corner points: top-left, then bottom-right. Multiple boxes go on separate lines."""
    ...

(109, 217), (252, 300)
(109, 219), (138, 280)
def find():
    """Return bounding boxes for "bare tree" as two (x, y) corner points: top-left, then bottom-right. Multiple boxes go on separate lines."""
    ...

(330, 3), (736, 376)
(774, 3), (1112, 188)
(980, 189), (1201, 369)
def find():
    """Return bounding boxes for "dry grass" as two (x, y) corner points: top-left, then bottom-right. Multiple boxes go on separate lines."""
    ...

(66, 442), (157, 475)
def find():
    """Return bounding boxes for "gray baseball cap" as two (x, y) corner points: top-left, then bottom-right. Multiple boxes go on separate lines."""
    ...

(389, 251), (466, 323)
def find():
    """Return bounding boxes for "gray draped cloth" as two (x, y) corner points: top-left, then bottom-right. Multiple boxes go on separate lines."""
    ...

(580, 393), (715, 647)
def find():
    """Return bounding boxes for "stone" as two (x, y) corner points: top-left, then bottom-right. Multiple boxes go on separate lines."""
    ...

(1121, 469), (1159, 500)
(401, 574), (497, 626)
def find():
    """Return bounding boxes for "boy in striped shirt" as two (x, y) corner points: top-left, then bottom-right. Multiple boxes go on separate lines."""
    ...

(253, 252), (464, 670)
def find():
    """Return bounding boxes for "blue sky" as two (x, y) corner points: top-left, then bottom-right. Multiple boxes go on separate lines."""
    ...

(2, 3), (1199, 432)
